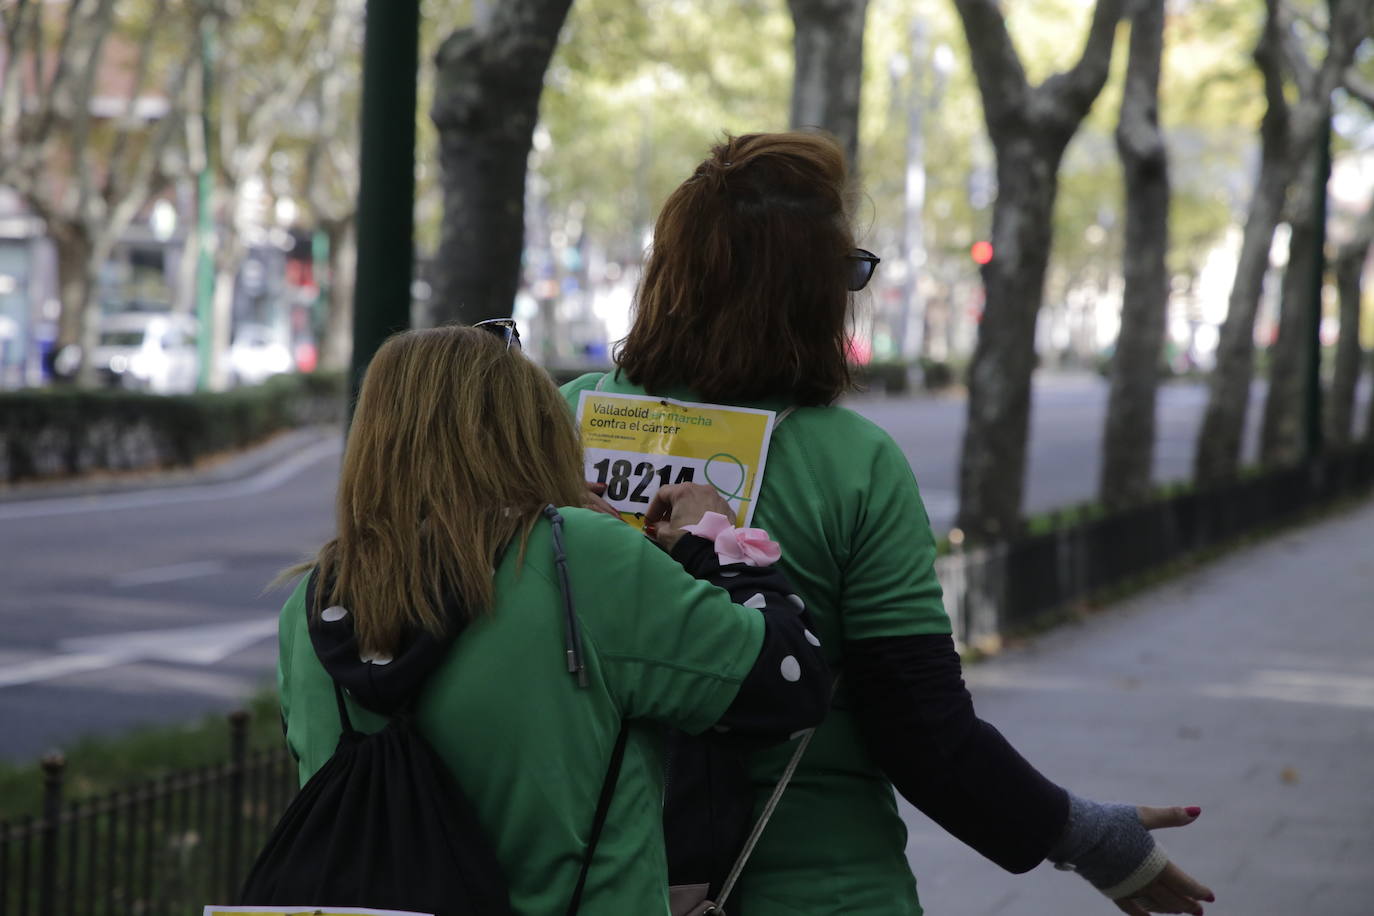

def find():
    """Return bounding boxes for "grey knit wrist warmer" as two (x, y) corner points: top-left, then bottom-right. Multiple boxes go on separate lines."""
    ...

(1048, 792), (1168, 899)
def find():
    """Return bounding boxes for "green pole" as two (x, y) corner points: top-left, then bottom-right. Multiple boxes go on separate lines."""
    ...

(1304, 112), (1329, 461)
(311, 228), (329, 353)
(348, 0), (420, 423)
(195, 16), (216, 391)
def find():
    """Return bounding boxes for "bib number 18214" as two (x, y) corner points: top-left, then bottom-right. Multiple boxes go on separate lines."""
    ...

(590, 457), (697, 504)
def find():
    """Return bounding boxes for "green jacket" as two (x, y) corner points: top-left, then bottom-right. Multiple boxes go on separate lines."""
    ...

(563, 371), (951, 916)
(278, 508), (768, 914)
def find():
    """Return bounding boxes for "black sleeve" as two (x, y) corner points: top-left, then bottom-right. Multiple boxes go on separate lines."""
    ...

(844, 633), (1069, 873)
(670, 534), (831, 747)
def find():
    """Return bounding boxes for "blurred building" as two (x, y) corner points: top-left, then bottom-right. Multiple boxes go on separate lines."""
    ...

(0, 187), (56, 387)
(0, 20), (314, 390)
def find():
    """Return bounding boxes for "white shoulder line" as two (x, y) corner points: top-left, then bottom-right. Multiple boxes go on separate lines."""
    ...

(1, 615), (279, 689)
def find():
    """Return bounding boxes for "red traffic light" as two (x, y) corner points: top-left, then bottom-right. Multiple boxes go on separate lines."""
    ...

(970, 240), (994, 265)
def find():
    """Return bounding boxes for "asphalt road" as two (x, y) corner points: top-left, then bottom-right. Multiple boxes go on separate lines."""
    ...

(0, 375), (1367, 760)
(0, 438), (340, 762)
(846, 373), (1327, 530)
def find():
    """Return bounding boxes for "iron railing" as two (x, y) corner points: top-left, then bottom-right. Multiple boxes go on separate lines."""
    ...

(0, 711), (296, 916)
(938, 442), (1374, 647)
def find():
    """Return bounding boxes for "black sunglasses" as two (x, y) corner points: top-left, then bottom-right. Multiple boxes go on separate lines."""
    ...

(474, 318), (522, 351)
(847, 248), (881, 291)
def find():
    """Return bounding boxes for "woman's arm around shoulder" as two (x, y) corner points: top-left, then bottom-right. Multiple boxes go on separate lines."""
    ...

(646, 485), (831, 747)
(556, 495), (828, 745)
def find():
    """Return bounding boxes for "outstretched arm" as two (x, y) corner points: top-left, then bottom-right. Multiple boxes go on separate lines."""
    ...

(847, 633), (1213, 913)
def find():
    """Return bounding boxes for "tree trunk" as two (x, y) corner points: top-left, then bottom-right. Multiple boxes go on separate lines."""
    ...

(53, 225), (95, 355)
(1259, 147), (1322, 467)
(957, 142), (1064, 539)
(75, 242), (116, 389)
(952, 0), (1123, 541)
(209, 232), (245, 390)
(1194, 0), (1370, 482)
(1366, 346), (1374, 446)
(172, 230), (201, 316)
(1192, 153), (1289, 480)
(320, 217), (356, 373)
(51, 223), (103, 386)
(162, 177), (200, 316)
(1326, 214), (1371, 446)
(430, 0), (573, 326)
(1099, 0), (1169, 509)
(208, 264), (236, 389)
(786, 0), (870, 170)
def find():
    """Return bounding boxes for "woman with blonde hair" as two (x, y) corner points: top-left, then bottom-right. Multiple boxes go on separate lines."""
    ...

(274, 323), (829, 914)
(563, 133), (1215, 916)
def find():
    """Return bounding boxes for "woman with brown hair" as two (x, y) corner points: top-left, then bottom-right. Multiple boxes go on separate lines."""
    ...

(274, 324), (829, 914)
(562, 133), (1215, 916)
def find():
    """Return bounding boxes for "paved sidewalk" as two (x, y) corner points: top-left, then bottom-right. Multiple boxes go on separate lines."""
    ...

(901, 498), (1374, 915)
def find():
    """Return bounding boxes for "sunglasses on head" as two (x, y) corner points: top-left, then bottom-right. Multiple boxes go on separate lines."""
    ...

(847, 248), (881, 292)
(474, 318), (522, 351)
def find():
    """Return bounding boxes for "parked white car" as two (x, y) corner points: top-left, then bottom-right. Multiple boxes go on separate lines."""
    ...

(91, 312), (200, 394)
(228, 323), (293, 386)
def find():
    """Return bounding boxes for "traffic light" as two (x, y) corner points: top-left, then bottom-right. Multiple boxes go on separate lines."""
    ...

(970, 240), (994, 265)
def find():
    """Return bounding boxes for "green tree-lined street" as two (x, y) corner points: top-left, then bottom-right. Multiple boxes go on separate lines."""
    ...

(8, 0), (1374, 537)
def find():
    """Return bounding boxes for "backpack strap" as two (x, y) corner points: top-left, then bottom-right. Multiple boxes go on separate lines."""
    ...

(712, 672), (839, 910)
(332, 683), (357, 735)
(543, 505), (589, 687)
(566, 722), (631, 915)
(712, 729), (813, 908)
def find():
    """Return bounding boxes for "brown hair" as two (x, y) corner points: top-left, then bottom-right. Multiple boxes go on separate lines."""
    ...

(308, 325), (587, 655)
(617, 131), (856, 406)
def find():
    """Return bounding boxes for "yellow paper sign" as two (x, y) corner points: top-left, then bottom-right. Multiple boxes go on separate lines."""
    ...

(576, 391), (777, 529)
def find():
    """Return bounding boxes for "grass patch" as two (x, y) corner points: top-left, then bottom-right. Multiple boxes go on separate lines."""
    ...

(0, 688), (285, 822)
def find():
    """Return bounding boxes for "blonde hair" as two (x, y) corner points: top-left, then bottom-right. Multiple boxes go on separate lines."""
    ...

(309, 325), (586, 655)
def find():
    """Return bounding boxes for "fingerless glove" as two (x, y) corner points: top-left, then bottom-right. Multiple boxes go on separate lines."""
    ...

(1048, 792), (1169, 899)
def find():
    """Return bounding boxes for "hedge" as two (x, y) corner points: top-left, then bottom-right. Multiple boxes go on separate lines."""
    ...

(0, 359), (935, 486)
(0, 373), (347, 485)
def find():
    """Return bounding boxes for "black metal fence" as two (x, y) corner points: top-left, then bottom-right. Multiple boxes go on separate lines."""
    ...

(0, 712), (296, 916)
(937, 442), (1374, 648)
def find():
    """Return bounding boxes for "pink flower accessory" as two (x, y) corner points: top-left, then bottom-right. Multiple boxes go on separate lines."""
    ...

(681, 511), (782, 567)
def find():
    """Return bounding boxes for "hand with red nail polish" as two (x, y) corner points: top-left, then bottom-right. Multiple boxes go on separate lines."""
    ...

(1111, 806), (1214, 916)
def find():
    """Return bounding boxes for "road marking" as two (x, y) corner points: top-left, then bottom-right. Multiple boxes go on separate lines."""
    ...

(0, 652), (133, 688)
(112, 559), (229, 588)
(966, 666), (1374, 711)
(0, 438), (340, 521)
(0, 617), (279, 689)
(1198, 669), (1374, 710)
(58, 617), (279, 665)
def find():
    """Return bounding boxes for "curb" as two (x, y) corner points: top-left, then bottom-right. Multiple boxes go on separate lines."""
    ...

(0, 425), (342, 504)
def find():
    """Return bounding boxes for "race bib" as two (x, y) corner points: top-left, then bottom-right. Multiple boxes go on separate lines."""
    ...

(576, 391), (777, 529)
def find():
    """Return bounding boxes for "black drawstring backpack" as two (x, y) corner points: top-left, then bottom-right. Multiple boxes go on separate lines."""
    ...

(237, 683), (514, 914)
(237, 506), (627, 916)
